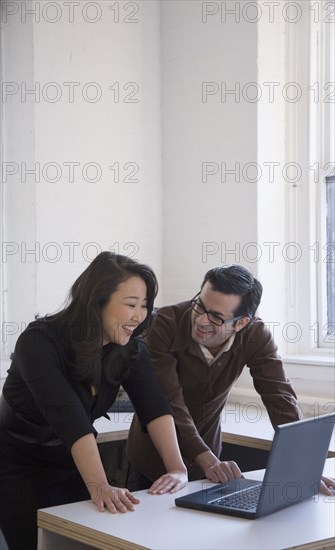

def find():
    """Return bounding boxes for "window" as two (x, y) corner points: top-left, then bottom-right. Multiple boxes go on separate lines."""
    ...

(310, 2), (335, 349)
(326, 176), (335, 333)
(286, 0), (335, 355)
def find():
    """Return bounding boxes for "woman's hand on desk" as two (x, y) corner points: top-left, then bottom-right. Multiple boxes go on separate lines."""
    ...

(71, 434), (140, 513)
(148, 470), (188, 495)
(320, 475), (335, 496)
(90, 482), (140, 513)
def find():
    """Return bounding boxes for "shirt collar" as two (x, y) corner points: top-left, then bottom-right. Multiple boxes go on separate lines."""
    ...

(200, 333), (236, 365)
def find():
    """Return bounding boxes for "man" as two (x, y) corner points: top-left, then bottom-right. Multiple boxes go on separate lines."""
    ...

(127, 266), (305, 484)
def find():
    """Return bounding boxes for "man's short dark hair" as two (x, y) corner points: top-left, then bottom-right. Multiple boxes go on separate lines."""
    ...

(201, 265), (263, 319)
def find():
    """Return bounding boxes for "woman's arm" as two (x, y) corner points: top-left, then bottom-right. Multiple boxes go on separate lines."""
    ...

(71, 434), (140, 512)
(146, 414), (188, 494)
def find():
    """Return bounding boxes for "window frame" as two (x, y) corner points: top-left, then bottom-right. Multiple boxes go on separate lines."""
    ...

(310, 1), (335, 349)
(285, 0), (334, 355)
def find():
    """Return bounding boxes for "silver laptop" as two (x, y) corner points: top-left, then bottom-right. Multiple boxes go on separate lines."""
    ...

(175, 413), (335, 519)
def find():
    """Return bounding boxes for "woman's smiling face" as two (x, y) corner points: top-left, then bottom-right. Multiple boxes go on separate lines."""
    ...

(101, 276), (148, 345)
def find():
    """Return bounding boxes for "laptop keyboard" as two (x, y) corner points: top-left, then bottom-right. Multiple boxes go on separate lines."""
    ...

(215, 484), (262, 511)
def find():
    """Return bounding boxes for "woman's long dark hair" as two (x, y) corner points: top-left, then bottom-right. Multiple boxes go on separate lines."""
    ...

(45, 252), (158, 385)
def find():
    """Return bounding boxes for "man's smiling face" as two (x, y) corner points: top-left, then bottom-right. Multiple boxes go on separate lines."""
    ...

(191, 282), (248, 350)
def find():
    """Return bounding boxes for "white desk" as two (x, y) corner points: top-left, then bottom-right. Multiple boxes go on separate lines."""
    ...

(95, 413), (133, 444)
(38, 459), (335, 550)
(95, 411), (335, 455)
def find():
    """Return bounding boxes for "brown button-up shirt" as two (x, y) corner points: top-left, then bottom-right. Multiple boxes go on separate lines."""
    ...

(127, 301), (302, 481)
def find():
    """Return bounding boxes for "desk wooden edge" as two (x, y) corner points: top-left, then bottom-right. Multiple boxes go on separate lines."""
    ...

(96, 429), (335, 458)
(96, 429), (129, 443)
(96, 428), (274, 450)
(222, 433), (335, 457)
(287, 537), (335, 550)
(222, 433), (335, 458)
(38, 509), (335, 550)
(38, 510), (147, 550)
(222, 432), (272, 451)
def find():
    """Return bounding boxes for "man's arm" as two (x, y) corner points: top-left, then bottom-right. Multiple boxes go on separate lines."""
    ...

(147, 307), (243, 482)
(247, 322), (335, 496)
(246, 321), (302, 425)
(194, 450), (242, 482)
(147, 312), (211, 464)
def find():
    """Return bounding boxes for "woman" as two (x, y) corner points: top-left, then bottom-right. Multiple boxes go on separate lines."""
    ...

(0, 252), (187, 550)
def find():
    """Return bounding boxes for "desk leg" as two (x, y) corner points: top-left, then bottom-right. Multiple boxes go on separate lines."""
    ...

(38, 528), (95, 550)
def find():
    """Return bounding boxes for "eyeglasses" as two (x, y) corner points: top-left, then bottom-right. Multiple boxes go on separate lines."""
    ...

(190, 293), (244, 327)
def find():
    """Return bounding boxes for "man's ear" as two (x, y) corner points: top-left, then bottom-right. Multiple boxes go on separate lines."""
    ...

(235, 317), (250, 333)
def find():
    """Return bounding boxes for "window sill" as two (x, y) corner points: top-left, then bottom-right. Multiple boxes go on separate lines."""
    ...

(230, 352), (334, 413)
(282, 354), (335, 368)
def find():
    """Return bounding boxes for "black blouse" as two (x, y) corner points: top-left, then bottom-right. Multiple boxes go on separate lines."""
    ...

(1, 320), (171, 449)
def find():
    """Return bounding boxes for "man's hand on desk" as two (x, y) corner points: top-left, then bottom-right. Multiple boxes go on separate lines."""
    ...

(195, 450), (243, 483)
(148, 470), (188, 495)
(205, 461), (243, 483)
(320, 475), (335, 496)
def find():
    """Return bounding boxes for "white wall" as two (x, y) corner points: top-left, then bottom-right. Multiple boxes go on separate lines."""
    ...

(159, 1), (292, 350)
(161, 0), (258, 304)
(1, 1), (162, 366)
(1, 6), (36, 358)
(256, 3), (287, 348)
(1, 1), (333, 404)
